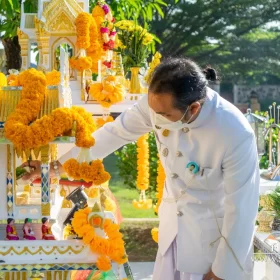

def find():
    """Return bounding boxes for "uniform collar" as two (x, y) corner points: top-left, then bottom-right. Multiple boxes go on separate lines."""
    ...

(182, 87), (216, 130)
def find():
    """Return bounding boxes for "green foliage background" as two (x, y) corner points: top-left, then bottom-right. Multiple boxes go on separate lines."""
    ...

(115, 132), (159, 203)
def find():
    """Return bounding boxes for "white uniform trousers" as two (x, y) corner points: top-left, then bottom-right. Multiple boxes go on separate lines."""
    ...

(153, 239), (204, 280)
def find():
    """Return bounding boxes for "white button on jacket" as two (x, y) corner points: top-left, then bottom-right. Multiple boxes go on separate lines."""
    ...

(60, 88), (259, 280)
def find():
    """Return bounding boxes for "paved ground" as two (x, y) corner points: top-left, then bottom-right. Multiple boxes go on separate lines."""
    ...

(130, 262), (270, 280)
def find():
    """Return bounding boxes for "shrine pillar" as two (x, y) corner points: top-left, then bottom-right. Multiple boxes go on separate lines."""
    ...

(35, 17), (50, 71)
(41, 145), (51, 217)
(17, 29), (30, 70)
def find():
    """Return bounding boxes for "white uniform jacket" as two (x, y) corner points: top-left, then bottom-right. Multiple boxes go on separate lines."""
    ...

(60, 88), (259, 279)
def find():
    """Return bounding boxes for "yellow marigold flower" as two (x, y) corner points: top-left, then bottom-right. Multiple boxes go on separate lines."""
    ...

(92, 5), (105, 17)
(0, 72), (7, 88)
(151, 228), (159, 243)
(96, 255), (112, 272)
(45, 70), (60, 86)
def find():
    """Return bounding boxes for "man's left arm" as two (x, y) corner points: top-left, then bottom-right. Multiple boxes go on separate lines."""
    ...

(212, 132), (260, 279)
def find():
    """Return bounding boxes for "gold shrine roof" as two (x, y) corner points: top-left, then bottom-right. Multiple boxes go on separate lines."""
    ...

(42, 0), (83, 33)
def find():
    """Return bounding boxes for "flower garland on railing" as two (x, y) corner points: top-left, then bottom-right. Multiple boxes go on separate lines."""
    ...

(89, 76), (124, 108)
(4, 69), (110, 186)
(144, 52), (162, 85)
(132, 134), (153, 210)
(72, 207), (127, 272)
(46, 70), (60, 86)
(151, 158), (166, 243)
(4, 72), (95, 150)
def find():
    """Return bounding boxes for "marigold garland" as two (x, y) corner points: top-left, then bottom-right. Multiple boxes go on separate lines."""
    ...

(96, 255), (112, 272)
(69, 56), (92, 72)
(89, 76), (124, 108)
(154, 158), (165, 214)
(136, 134), (149, 191)
(46, 70), (60, 86)
(75, 12), (92, 49)
(74, 2), (116, 74)
(72, 208), (128, 272)
(4, 69), (95, 150)
(132, 134), (152, 210)
(63, 159), (111, 185)
(0, 72), (7, 88)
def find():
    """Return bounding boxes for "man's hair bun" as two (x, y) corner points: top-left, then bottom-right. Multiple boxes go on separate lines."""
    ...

(203, 67), (217, 82)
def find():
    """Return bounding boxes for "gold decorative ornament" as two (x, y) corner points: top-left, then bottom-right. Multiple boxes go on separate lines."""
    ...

(41, 145), (50, 164)
(7, 145), (11, 172)
(162, 129), (170, 137)
(130, 67), (141, 93)
(0, 245), (84, 256)
(41, 202), (51, 216)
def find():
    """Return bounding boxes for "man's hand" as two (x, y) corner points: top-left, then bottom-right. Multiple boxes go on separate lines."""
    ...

(203, 270), (224, 280)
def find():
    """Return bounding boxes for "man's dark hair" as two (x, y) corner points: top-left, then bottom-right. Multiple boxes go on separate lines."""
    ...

(149, 57), (217, 112)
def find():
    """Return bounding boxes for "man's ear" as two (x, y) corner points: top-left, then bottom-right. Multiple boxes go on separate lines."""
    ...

(190, 102), (201, 115)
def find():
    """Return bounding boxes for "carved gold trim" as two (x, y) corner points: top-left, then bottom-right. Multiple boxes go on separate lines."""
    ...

(7, 145), (11, 172)
(40, 145), (50, 164)
(0, 245), (84, 256)
(41, 202), (51, 216)
(51, 37), (76, 71)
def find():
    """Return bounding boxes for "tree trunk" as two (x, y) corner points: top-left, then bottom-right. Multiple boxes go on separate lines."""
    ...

(2, 36), (22, 74)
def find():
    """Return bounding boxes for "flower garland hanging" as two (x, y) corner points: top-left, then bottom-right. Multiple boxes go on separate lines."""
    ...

(69, 56), (93, 72)
(87, 17), (103, 73)
(0, 72), (7, 88)
(132, 134), (153, 210)
(144, 52), (162, 85)
(4, 69), (95, 150)
(72, 207), (128, 272)
(46, 70), (60, 86)
(151, 158), (165, 243)
(154, 158), (165, 214)
(75, 12), (92, 49)
(89, 76), (124, 108)
(63, 158), (110, 185)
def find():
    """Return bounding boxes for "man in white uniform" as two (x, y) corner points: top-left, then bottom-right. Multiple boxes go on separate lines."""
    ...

(27, 58), (260, 280)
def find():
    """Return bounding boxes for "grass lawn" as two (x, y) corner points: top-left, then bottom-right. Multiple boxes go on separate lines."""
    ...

(103, 153), (157, 219)
(103, 153), (159, 262)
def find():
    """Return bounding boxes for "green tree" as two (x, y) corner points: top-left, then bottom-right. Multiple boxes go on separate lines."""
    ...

(0, 0), (37, 72)
(150, 0), (280, 84)
(90, 0), (168, 23)
(0, 0), (167, 72)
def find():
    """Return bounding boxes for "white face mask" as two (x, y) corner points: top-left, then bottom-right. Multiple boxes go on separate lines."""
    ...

(152, 107), (194, 131)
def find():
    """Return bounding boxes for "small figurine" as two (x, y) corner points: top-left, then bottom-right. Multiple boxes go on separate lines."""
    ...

(23, 218), (36, 240)
(41, 217), (55, 240)
(6, 218), (19, 240)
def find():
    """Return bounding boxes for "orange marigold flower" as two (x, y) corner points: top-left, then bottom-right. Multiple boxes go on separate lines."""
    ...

(96, 255), (112, 272)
